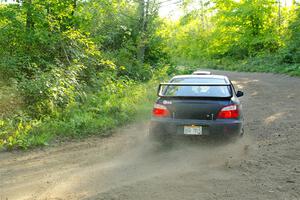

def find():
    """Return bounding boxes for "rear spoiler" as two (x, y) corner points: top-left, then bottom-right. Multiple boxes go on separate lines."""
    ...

(157, 83), (232, 98)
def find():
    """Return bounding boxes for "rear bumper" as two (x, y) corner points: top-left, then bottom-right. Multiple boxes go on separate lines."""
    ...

(150, 117), (243, 137)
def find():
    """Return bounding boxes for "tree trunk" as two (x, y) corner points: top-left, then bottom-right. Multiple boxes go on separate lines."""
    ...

(71, 0), (77, 17)
(137, 0), (150, 63)
(278, 0), (281, 28)
(24, 0), (34, 31)
(200, 0), (205, 30)
(71, 0), (77, 28)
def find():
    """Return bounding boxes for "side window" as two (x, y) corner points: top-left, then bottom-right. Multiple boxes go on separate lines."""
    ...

(230, 81), (236, 95)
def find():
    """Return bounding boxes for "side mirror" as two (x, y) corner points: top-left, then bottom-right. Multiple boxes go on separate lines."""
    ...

(236, 91), (244, 97)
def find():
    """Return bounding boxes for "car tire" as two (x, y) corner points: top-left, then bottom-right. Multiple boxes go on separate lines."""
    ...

(149, 126), (173, 148)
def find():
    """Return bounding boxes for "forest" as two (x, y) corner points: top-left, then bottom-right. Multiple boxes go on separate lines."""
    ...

(0, 0), (299, 150)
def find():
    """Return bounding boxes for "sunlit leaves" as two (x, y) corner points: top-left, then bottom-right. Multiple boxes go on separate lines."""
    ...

(164, 0), (297, 62)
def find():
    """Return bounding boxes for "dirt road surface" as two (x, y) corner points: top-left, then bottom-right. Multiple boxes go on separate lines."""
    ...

(0, 71), (299, 200)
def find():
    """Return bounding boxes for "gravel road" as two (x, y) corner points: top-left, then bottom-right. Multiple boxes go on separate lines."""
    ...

(0, 70), (299, 200)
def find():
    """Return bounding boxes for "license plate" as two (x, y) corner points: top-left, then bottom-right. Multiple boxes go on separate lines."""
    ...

(184, 126), (202, 135)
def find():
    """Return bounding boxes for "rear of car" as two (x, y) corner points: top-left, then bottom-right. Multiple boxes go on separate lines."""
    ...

(150, 75), (244, 141)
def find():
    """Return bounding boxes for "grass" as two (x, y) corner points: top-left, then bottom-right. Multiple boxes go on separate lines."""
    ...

(0, 81), (23, 118)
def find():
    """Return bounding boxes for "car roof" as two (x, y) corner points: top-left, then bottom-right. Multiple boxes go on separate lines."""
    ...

(170, 75), (230, 84)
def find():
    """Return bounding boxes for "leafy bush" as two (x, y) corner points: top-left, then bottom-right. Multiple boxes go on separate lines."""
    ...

(283, 7), (300, 64)
(0, 67), (168, 150)
(19, 64), (86, 117)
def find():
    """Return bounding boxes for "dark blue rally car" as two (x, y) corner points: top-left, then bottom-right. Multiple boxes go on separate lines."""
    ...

(150, 73), (244, 142)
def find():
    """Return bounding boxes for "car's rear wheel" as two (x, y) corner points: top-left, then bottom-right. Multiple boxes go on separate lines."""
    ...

(149, 126), (173, 147)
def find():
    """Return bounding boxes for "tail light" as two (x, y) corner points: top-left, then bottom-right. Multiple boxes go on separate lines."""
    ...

(152, 103), (170, 117)
(217, 104), (239, 119)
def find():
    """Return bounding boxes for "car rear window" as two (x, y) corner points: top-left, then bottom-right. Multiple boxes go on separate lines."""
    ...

(163, 78), (231, 97)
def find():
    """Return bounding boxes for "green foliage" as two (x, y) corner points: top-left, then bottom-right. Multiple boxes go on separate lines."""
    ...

(0, 0), (169, 151)
(163, 0), (299, 75)
(19, 64), (85, 117)
(210, 0), (280, 57)
(283, 7), (300, 64)
(0, 67), (168, 150)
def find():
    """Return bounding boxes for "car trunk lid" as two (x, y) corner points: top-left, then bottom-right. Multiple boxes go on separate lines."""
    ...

(158, 98), (231, 120)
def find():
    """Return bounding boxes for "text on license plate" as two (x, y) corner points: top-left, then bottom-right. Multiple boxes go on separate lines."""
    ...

(184, 126), (202, 135)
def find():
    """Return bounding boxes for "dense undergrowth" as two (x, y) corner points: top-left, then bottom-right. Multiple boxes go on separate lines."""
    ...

(0, 68), (169, 150)
(0, 0), (170, 150)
